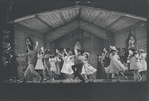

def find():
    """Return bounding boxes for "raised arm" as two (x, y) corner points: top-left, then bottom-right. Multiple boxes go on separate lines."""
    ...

(18, 51), (32, 57)
(34, 41), (39, 52)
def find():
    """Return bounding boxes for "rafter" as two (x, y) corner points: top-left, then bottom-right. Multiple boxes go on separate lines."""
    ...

(35, 15), (53, 29)
(79, 19), (114, 42)
(45, 19), (79, 42)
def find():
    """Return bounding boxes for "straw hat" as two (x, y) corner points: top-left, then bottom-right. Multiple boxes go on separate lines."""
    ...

(83, 52), (89, 56)
(138, 49), (144, 52)
(110, 46), (117, 51)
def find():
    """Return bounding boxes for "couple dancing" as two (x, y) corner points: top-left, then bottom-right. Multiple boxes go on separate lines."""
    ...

(72, 41), (96, 83)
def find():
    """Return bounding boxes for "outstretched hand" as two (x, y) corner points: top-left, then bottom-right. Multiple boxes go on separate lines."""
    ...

(36, 41), (38, 45)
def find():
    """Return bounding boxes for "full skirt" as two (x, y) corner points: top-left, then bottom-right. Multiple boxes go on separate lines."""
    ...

(81, 63), (97, 75)
(35, 59), (44, 70)
(138, 60), (147, 72)
(105, 59), (127, 74)
(61, 63), (74, 75)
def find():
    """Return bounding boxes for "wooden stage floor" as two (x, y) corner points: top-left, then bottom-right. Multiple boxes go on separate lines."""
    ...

(3, 78), (146, 84)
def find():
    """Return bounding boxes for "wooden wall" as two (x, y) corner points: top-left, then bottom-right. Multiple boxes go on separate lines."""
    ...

(114, 21), (147, 52)
(14, 23), (45, 79)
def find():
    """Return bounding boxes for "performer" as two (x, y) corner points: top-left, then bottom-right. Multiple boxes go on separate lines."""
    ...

(56, 48), (65, 80)
(55, 52), (61, 80)
(121, 48), (129, 67)
(43, 49), (51, 81)
(18, 41), (41, 83)
(96, 51), (106, 79)
(138, 49), (147, 81)
(49, 51), (57, 81)
(61, 49), (74, 81)
(128, 35), (135, 49)
(105, 46), (128, 82)
(81, 52), (97, 80)
(34, 47), (45, 82)
(102, 48), (111, 81)
(128, 48), (142, 81)
(72, 49), (85, 83)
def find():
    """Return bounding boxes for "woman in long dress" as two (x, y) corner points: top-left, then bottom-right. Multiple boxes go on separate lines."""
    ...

(81, 52), (97, 80)
(138, 49), (147, 81)
(96, 52), (105, 79)
(34, 47), (45, 82)
(128, 48), (142, 81)
(105, 46), (128, 81)
(61, 49), (74, 81)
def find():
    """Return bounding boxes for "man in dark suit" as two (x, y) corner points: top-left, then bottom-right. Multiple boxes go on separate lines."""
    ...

(121, 48), (129, 67)
(72, 49), (85, 83)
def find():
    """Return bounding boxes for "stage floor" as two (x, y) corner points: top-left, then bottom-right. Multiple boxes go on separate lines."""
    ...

(3, 79), (145, 84)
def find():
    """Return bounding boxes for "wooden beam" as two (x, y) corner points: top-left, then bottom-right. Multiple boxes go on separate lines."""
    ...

(35, 15), (53, 29)
(79, 19), (114, 41)
(45, 19), (79, 42)
(45, 18), (78, 35)
(14, 23), (44, 40)
(105, 16), (124, 29)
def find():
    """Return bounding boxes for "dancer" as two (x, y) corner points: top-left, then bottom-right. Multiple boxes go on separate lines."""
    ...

(55, 51), (61, 80)
(49, 51), (57, 81)
(121, 48), (129, 67)
(102, 48), (111, 81)
(61, 49), (74, 81)
(138, 49), (147, 81)
(81, 52), (97, 80)
(105, 46), (128, 82)
(43, 49), (51, 81)
(96, 52), (105, 79)
(128, 48), (142, 81)
(56, 48), (65, 80)
(72, 49), (85, 83)
(34, 47), (45, 82)
(18, 41), (41, 83)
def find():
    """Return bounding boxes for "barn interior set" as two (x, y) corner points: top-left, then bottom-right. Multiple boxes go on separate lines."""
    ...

(11, 6), (147, 80)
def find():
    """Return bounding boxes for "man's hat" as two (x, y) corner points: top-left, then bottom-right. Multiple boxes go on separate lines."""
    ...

(138, 49), (144, 52)
(110, 46), (117, 51)
(83, 52), (89, 56)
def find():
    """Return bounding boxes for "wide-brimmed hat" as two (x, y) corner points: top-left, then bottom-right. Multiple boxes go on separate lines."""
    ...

(110, 46), (117, 51)
(83, 52), (89, 56)
(138, 49), (144, 52)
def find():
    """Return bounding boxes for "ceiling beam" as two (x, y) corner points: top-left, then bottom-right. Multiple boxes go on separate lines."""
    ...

(79, 19), (114, 42)
(105, 16), (124, 29)
(45, 19), (79, 42)
(35, 15), (54, 29)
(14, 23), (44, 40)
(44, 18), (78, 35)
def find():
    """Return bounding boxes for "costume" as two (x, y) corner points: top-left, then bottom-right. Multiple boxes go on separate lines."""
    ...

(105, 52), (127, 74)
(81, 57), (96, 75)
(35, 54), (45, 70)
(61, 56), (74, 75)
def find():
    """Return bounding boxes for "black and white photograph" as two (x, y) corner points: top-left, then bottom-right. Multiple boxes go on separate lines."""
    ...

(1, 0), (148, 101)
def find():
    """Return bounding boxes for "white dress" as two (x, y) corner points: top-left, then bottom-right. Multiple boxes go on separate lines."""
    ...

(81, 58), (97, 75)
(138, 53), (147, 72)
(105, 53), (127, 74)
(129, 54), (143, 71)
(49, 57), (57, 72)
(61, 55), (74, 75)
(35, 54), (45, 70)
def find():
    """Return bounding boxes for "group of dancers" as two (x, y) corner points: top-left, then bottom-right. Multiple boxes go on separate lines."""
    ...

(17, 41), (97, 83)
(2, 40), (147, 83)
(97, 46), (147, 82)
